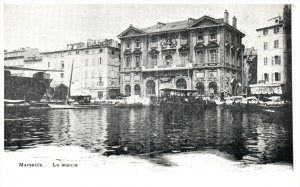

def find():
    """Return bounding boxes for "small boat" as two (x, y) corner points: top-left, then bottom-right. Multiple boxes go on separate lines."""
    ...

(115, 102), (143, 108)
(5, 99), (31, 117)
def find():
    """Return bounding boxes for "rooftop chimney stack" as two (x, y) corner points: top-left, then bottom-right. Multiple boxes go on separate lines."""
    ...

(188, 18), (196, 25)
(224, 10), (229, 23)
(232, 16), (237, 28)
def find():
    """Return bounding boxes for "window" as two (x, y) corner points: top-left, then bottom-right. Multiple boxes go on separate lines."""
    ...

(126, 42), (131, 49)
(135, 40), (140, 48)
(76, 51), (79, 55)
(135, 56), (140, 67)
(61, 61), (64, 69)
(99, 77), (102, 83)
(165, 55), (173, 65)
(85, 50), (89, 54)
(275, 55), (281, 65)
(209, 50), (217, 63)
(264, 42), (268, 50)
(210, 34), (216, 40)
(274, 40), (279, 48)
(85, 58), (89, 66)
(61, 73), (64, 78)
(263, 29), (268, 35)
(151, 55), (157, 66)
(197, 35), (204, 42)
(48, 62), (51, 68)
(99, 49), (103, 53)
(264, 73), (269, 82)
(275, 72), (281, 81)
(151, 37), (157, 43)
(134, 85), (141, 96)
(61, 52), (64, 57)
(274, 27), (280, 34)
(112, 50), (115, 55)
(125, 56), (131, 68)
(98, 91), (103, 98)
(99, 57), (102, 64)
(196, 51), (205, 64)
(181, 36), (188, 45)
(125, 85), (131, 96)
(146, 80), (155, 96)
(264, 57), (268, 65)
(68, 51), (72, 55)
(180, 53), (188, 63)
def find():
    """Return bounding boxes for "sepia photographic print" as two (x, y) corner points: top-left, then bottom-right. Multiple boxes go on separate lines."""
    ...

(1, 2), (299, 187)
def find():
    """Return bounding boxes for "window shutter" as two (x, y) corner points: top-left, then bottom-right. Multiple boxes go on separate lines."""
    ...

(279, 56), (281, 65)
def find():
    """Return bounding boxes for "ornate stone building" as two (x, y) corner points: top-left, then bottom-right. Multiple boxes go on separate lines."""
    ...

(118, 10), (245, 97)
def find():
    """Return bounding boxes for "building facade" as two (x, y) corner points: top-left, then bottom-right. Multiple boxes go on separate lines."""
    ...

(41, 39), (121, 99)
(252, 5), (291, 98)
(4, 39), (121, 100)
(118, 10), (245, 98)
(4, 47), (42, 76)
(243, 47), (257, 94)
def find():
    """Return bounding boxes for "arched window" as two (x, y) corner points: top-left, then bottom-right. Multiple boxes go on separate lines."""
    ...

(165, 55), (173, 65)
(176, 78), (187, 89)
(146, 80), (155, 96)
(125, 85), (131, 96)
(209, 81), (218, 95)
(196, 82), (205, 95)
(134, 84), (141, 96)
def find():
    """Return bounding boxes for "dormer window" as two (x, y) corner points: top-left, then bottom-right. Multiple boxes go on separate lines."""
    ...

(126, 42), (131, 49)
(180, 35), (188, 45)
(135, 40), (141, 48)
(263, 29), (268, 35)
(274, 27), (280, 34)
(210, 34), (216, 41)
(197, 35), (204, 42)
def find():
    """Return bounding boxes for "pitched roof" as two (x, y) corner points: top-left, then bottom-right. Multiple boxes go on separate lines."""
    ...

(141, 20), (189, 33)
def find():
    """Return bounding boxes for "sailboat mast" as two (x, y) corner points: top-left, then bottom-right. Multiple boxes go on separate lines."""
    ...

(68, 56), (75, 99)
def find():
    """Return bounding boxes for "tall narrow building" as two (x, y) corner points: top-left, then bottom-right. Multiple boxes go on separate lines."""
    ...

(251, 5), (291, 99)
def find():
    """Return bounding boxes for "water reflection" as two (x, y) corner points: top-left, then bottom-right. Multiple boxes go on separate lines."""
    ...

(4, 106), (293, 164)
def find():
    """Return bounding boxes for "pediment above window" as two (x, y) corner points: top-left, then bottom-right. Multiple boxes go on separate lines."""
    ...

(194, 43), (206, 50)
(149, 49), (159, 55)
(133, 49), (142, 55)
(178, 45), (190, 54)
(206, 42), (219, 48)
(124, 50), (132, 55)
(161, 48), (176, 56)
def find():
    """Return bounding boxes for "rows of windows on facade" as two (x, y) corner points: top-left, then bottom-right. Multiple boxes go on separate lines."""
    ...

(124, 33), (221, 69)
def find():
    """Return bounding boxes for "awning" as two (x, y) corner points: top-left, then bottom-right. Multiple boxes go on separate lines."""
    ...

(249, 84), (283, 94)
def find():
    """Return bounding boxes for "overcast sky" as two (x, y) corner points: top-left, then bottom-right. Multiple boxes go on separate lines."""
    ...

(4, 4), (284, 52)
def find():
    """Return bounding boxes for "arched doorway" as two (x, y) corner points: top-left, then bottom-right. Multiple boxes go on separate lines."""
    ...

(125, 85), (131, 96)
(134, 84), (141, 96)
(196, 82), (205, 95)
(209, 81), (218, 95)
(176, 78), (187, 89)
(146, 80), (156, 96)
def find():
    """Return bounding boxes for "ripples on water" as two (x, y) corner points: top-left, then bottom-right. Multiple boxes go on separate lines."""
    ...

(4, 106), (293, 165)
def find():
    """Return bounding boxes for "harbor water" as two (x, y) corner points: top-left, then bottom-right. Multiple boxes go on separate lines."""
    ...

(4, 106), (293, 165)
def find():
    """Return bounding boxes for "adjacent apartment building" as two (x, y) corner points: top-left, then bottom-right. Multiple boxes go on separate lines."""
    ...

(118, 10), (245, 98)
(251, 5), (291, 98)
(4, 39), (121, 100)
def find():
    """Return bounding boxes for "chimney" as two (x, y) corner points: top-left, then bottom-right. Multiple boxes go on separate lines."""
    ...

(129, 24), (133, 27)
(188, 18), (195, 25)
(232, 16), (237, 28)
(224, 10), (229, 23)
(157, 22), (165, 28)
